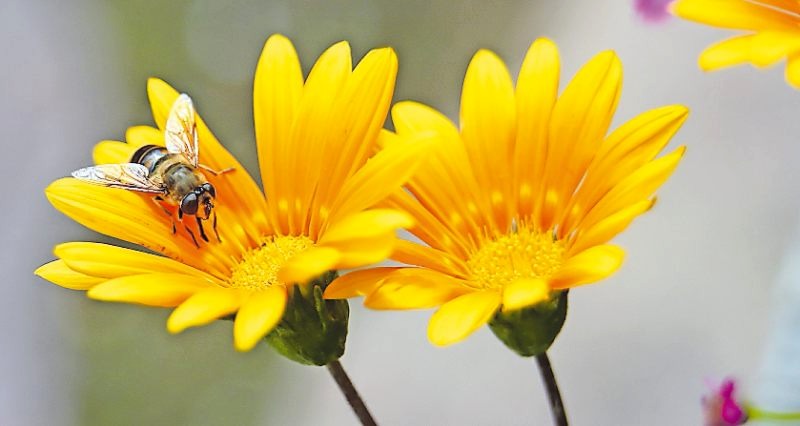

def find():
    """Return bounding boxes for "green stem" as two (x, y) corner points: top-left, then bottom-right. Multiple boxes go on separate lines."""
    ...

(746, 403), (800, 421)
(326, 360), (378, 426)
(535, 352), (568, 426)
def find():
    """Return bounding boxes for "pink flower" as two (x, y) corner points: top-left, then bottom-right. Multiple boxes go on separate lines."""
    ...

(634, 0), (673, 23)
(702, 378), (748, 426)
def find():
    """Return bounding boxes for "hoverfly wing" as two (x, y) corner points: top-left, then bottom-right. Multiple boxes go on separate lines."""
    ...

(165, 93), (199, 167)
(71, 163), (166, 194)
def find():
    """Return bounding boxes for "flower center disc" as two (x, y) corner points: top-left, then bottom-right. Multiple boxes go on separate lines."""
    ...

(229, 235), (313, 290)
(466, 227), (565, 290)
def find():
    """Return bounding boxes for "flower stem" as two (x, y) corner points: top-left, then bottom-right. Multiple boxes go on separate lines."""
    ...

(746, 403), (800, 421)
(535, 352), (568, 426)
(326, 360), (378, 426)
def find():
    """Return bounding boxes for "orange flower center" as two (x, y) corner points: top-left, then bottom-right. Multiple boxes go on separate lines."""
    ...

(466, 226), (565, 290)
(228, 235), (313, 290)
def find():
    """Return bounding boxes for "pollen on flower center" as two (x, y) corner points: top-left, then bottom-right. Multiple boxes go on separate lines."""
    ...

(466, 226), (565, 290)
(228, 235), (313, 290)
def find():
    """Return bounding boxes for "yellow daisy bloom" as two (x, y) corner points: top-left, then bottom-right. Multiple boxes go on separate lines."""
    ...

(672, 0), (800, 88)
(36, 34), (426, 355)
(325, 38), (687, 349)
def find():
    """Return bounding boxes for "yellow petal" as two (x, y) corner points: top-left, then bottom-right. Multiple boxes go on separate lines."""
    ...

(326, 135), (431, 224)
(786, 54), (800, 88)
(233, 286), (287, 352)
(384, 191), (473, 260)
(319, 209), (413, 244)
(147, 78), (188, 131)
(561, 105), (687, 233)
(387, 138), (489, 248)
(277, 246), (341, 285)
(55, 242), (217, 282)
(747, 32), (800, 68)
(672, 0), (799, 31)
(698, 35), (752, 71)
(285, 41), (352, 235)
(460, 49), (516, 230)
(587, 105), (689, 192)
(318, 209), (412, 269)
(45, 179), (233, 277)
(390, 101), (492, 244)
(427, 290), (501, 346)
(393, 101), (461, 140)
(502, 278), (550, 312)
(550, 245), (625, 289)
(570, 199), (655, 254)
(544, 50), (622, 231)
(167, 288), (244, 333)
(309, 47), (397, 235)
(391, 239), (470, 278)
(331, 46), (397, 179)
(767, 0), (800, 11)
(47, 179), (184, 254)
(699, 31), (800, 70)
(253, 33), (303, 184)
(34, 260), (104, 290)
(87, 273), (212, 307)
(330, 233), (397, 270)
(364, 268), (470, 310)
(253, 34), (305, 235)
(514, 38), (560, 219)
(125, 125), (163, 147)
(579, 146), (685, 230)
(750, 0), (800, 14)
(323, 267), (401, 299)
(93, 140), (133, 165)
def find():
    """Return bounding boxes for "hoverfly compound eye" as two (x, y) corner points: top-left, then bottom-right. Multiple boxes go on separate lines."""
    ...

(181, 192), (199, 215)
(202, 183), (216, 198)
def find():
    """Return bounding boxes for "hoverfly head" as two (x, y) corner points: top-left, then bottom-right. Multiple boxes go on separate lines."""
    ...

(181, 183), (215, 220)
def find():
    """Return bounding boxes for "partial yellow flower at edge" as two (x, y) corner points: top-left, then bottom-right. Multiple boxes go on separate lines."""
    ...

(671, 0), (800, 88)
(36, 34), (425, 355)
(325, 37), (688, 348)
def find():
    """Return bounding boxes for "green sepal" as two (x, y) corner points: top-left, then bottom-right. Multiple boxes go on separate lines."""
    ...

(264, 271), (349, 366)
(488, 290), (568, 357)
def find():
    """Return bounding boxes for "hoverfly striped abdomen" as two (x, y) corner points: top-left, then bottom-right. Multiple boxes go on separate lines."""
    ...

(131, 145), (170, 174)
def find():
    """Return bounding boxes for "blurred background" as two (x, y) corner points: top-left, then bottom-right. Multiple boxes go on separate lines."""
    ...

(4, 0), (800, 424)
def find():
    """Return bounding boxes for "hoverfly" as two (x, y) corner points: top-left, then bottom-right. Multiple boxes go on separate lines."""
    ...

(71, 94), (232, 247)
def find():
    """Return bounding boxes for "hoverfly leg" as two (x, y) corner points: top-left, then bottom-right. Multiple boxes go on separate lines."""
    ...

(184, 225), (200, 248)
(199, 164), (235, 176)
(196, 216), (210, 242)
(152, 197), (177, 234)
(212, 210), (221, 242)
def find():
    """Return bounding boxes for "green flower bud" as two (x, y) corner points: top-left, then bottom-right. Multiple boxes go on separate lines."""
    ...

(265, 271), (349, 366)
(488, 290), (568, 357)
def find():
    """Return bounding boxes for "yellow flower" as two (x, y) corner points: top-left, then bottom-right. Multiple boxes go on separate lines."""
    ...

(672, 0), (800, 88)
(325, 38), (687, 348)
(36, 34), (426, 353)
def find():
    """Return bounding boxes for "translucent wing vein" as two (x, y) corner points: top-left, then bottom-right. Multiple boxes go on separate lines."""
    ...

(71, 163), (166, 193)
(165, 93), (199, 167)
